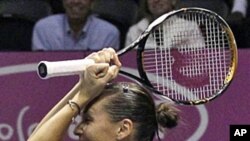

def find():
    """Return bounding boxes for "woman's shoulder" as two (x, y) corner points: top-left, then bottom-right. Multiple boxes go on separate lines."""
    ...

(128, 18), (149, 33)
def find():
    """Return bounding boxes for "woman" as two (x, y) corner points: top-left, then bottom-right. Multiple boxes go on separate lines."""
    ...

(125, 0), (179, 46)
(28, 48), (179, 141)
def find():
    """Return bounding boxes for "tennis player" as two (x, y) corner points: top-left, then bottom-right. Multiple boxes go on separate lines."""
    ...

(28, 48), (179, 141)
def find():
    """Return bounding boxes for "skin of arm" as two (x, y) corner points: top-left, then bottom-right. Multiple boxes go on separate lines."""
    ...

(28, 48), (121, 141)
(28, 90), (89, 141)
(28, 81), (81, 140)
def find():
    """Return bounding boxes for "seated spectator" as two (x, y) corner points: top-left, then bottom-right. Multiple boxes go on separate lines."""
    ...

(125, 0), (179, 46)
(126, 0), (205, 50)
(230, 0), (248, 19)
(32, 0), (120, 51)
(227, 0), (249, 48)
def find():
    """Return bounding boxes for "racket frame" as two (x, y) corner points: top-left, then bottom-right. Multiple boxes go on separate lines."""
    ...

(134, 7), (238, 105)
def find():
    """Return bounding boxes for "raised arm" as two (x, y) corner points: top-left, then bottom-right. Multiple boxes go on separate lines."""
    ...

(28, 48), (121, 141)
(28, 81), (81, 139)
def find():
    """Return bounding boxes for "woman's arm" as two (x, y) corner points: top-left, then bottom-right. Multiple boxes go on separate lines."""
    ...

(28, 48), (121, 141)
(28, 90), (89, 141)
(28, 81), (81, 139)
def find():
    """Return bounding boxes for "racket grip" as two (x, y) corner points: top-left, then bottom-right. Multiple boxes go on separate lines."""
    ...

(37, 59), (95, 79)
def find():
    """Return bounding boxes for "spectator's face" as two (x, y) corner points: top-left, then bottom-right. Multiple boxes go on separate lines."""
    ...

(63, 0), (93, 20)
(147, 0), (174, 18)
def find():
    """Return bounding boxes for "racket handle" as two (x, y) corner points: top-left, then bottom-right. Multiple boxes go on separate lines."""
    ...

(37, 59), (95, 79)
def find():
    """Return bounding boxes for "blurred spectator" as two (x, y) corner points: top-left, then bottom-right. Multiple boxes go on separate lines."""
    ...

(32, 0), (120, 51)
(125, 0), (205, 51)
(227, 0), (249, 48)
(125, 0), (179, 46)
(230, 0), (248, 19)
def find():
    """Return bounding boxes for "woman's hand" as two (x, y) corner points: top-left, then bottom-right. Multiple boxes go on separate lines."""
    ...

(78, 48), (121, 102)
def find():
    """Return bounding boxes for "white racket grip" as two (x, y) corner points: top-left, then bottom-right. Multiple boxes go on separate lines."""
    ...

(37, 58), (95, 79)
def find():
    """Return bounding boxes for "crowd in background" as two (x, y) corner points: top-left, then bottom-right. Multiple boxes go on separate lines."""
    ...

(0, 0), (249, 51)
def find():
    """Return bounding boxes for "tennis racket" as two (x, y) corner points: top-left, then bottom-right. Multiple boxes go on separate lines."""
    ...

(37, 8), (237, 105)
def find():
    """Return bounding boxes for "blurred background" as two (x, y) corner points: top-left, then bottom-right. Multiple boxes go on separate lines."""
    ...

(0, 0), (249, 141)
(0, 0), (249, 51)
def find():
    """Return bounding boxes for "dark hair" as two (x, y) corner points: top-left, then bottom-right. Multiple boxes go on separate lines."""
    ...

(99, 82), (179, 141)
(138, 0), (179, 21)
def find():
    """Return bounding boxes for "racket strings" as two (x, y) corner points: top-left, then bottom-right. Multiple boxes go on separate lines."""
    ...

(142, 11), (232, 102)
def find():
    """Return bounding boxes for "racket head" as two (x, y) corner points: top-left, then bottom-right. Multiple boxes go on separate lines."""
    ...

(137, 7), (237, 105)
